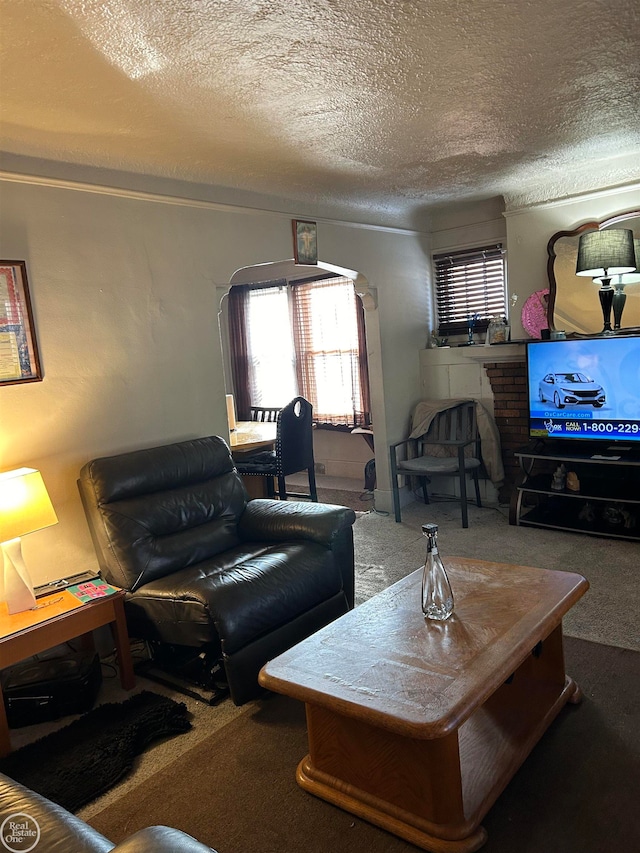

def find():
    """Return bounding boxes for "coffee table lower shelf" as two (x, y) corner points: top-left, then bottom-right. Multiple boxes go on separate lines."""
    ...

(294, 628), (579, 853)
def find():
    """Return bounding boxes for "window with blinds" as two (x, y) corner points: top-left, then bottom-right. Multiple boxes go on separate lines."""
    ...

(290, 277), (366, 426)
(230, 275), (371, 428)
(433, 244), (506, 336)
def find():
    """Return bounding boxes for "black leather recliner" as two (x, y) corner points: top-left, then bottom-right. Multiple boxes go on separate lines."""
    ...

(0, 772), (215, 852)
(78, 436), (356, 705)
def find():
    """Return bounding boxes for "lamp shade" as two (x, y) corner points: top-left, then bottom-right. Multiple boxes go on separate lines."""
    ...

(0, 467), (58, 542)
(575, 229), (636, 278)
(618, 238), (640, 285)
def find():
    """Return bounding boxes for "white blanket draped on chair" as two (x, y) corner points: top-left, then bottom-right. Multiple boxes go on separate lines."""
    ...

(409, 398), (505, 486)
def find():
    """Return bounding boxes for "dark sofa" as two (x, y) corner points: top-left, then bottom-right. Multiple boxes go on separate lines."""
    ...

(78, 435), (356, 705)
(0, 772), (214, 852)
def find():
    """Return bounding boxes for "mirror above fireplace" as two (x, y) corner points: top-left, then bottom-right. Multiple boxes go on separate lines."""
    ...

(547, 210), (640, 336)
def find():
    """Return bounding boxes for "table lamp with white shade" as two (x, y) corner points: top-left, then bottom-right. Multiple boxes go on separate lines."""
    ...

(0, 467), (58, 614)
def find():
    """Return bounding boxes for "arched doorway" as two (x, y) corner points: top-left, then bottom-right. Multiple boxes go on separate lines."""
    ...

(216, 259), (383, 497)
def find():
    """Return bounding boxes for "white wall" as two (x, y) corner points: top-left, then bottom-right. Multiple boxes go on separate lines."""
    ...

(3, 170), (637, 583)
(313, 430), (372, 481)
(319, 220), (432, 458)
(0, 173), (428, 582)
(407, 186), (640, 512)
(428, 187), (640, 342)
(505, 184), (640, 340)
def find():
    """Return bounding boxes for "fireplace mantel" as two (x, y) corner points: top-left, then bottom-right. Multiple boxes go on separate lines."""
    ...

(421, 342), (526, 365)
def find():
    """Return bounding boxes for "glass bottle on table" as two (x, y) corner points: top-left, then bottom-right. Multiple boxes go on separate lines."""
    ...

(421, 523), (454, 621)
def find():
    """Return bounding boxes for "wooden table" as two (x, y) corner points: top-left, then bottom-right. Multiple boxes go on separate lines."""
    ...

(230, 420), (277, 499)
(229, 420), (277, 454)
(0, 588), (135, 756)
(260, 557), (589, 852)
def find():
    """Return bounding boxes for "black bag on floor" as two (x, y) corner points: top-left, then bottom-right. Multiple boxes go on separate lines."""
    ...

(1, 651), (102, 727)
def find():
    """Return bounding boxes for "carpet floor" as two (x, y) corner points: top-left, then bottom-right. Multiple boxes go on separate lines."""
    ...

(316, 486), (375, 514)
(88, 637), (640, 853)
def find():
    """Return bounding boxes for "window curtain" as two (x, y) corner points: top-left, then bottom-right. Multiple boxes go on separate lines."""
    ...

(290, 277), (371, 427)
(227, 285), (251, 420)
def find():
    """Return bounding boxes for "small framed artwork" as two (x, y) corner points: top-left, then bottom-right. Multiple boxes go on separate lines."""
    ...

(292, 220), (318, 265)
(0, 260), (43, 385)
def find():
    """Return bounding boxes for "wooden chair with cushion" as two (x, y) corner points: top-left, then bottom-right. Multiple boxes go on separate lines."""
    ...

(389, 400), (482, 527)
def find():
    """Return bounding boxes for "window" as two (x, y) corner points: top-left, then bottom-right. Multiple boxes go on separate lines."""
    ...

(228, 275), (371, 428)
(245, 285), (297, 406)
(433, 244), (506, 336)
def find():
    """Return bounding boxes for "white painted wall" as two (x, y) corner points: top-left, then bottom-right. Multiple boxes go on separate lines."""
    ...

(419, 346), (499, 414)
(0, 174), (428, 582)
(313, 430), (372, 481)
(2, 172), (638, 584)
(505, 184), (640, 340)
(408, 185), (640, 512)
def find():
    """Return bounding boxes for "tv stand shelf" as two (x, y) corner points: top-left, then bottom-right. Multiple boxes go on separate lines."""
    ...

(510, 444), (640, 541)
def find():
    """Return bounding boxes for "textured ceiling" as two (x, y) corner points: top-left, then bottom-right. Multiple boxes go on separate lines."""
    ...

(1, 0), (639, 228)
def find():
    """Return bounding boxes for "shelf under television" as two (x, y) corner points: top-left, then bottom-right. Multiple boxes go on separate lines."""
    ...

(511, 445), (640, 539)
(517, 474), (640, 505)
(517, 505), (640, 541)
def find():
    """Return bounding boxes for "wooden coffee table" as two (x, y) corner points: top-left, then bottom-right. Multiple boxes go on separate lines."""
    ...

(259, 557), (588, 853)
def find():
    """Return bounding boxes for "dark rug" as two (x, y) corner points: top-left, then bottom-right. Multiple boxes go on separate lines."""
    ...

(88, 638), (639, 853)
(0, 691), (191, 812)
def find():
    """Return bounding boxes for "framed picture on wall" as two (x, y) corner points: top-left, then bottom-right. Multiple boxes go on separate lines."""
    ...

(292, 220), (318, 264)
(0, 260), (43, 385)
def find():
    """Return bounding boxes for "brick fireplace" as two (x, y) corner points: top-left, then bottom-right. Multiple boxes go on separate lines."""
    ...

(483, 360), (528, 501)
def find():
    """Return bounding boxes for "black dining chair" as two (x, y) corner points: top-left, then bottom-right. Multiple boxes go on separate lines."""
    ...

(250, 406), (281, 423)
(235, 397), (318, 501)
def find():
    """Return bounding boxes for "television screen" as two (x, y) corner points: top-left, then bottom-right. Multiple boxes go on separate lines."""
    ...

(526, 336), (640, 444)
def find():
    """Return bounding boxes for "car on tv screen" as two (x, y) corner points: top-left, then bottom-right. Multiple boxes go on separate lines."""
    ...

(538, 372), (606, 409)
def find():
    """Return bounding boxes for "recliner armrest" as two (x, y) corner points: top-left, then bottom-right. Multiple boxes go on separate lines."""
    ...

(238, 499), (356, 547)
(0, 773), (113, 853)
(112, 826), (216, 852)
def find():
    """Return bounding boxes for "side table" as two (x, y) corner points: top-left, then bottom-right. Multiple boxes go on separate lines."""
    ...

(0, 588), (135, 757)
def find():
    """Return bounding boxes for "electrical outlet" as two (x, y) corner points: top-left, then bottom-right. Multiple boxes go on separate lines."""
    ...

(314, 463), (326, 475)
